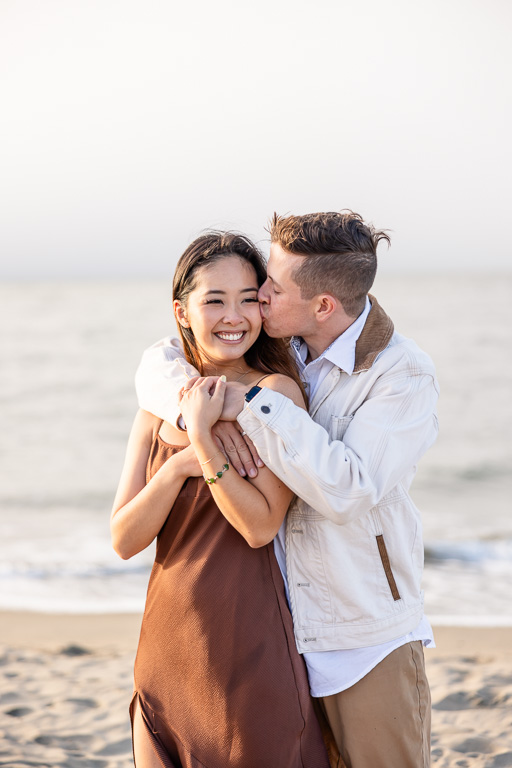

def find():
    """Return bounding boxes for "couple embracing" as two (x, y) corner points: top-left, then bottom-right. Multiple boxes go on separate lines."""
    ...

(112, 210), (439, 768)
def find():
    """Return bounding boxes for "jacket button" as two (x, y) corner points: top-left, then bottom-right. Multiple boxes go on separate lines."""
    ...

(261, 405), (271, 414)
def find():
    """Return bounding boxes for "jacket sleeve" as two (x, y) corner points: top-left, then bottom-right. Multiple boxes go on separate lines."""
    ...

(237, 366), (439, 525)
(134, 337), (199, 426)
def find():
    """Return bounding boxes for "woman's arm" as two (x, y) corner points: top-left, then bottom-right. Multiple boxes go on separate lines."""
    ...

(180, 375), (306, 548)
(110, 409), (201, 559)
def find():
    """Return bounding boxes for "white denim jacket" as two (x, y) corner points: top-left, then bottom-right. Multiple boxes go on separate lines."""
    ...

(135, 297), (439, 653)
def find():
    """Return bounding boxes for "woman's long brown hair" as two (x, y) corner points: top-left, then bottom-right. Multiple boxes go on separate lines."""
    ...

(172, 231), (306, 403)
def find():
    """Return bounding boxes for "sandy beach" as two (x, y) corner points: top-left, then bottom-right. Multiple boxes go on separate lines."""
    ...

(1, 612), (511, 768)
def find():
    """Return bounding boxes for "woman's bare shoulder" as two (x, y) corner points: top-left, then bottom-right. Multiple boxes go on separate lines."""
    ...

(256, 373), (306, 409)
(131, 409), (162, 443)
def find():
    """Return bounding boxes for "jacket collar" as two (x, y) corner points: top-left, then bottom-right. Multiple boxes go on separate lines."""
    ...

(353, 294), (394, 373)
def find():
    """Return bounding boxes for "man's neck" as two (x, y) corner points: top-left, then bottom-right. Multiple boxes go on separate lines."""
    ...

(302, 316), (358, 362)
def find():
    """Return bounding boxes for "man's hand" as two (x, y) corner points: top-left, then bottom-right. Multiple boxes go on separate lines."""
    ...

(219, 382), (247, 421)
(211, 421), (265, 478)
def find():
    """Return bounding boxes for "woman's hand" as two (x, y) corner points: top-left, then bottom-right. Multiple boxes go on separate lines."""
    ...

(172, 444), (203, 478)
(179, 376), (226, 440)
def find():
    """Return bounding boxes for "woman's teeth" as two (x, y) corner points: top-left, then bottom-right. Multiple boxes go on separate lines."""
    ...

(216, 332), (244, 341)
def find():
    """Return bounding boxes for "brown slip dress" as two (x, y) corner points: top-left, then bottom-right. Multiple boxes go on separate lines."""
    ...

(130, 429), (332, 768)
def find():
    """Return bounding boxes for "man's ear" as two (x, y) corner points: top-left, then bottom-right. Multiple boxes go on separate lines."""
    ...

(173, 300), (190, 328)
(314, 294), (338, 324)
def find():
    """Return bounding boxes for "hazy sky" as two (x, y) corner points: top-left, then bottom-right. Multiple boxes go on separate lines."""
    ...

(1, 0), (510, 278)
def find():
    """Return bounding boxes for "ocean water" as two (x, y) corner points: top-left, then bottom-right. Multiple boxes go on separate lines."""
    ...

(1, 276), (511, 624)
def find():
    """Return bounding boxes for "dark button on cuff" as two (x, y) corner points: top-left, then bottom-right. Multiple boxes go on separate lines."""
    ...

(261, 405), (271, 414)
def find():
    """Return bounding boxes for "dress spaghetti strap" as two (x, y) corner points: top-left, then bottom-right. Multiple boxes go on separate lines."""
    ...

(253, 373), (274, 387)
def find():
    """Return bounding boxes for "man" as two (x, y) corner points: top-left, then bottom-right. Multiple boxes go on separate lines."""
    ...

(135, 211), (439, 767)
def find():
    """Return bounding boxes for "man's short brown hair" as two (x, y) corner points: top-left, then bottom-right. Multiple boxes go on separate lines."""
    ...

(269, 211), (390, 318)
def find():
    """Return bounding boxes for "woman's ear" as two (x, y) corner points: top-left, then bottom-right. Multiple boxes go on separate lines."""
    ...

(173, 300), (190, 328)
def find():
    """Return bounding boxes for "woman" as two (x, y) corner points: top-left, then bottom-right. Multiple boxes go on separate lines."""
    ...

(111, 232), (331, 768)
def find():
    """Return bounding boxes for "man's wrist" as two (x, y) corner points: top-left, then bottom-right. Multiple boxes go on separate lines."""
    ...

(244, 385), (261, 403)
(220, 382), (250, 421)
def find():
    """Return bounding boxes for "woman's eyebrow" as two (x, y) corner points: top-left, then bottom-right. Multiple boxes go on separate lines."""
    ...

(204, 287), (258, 295)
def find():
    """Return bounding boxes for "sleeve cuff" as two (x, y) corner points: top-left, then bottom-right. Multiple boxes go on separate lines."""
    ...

(238, 388), (288, 433)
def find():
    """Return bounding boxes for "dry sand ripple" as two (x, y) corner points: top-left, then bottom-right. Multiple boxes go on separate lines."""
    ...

(428, 629), (512, 768)
(0, 644), (134, 768)
(1, 616), (512, 767)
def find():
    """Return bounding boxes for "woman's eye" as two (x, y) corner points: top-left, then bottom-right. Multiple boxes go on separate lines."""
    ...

(243, 297), (259, 303)
(205, 299), (223, 305)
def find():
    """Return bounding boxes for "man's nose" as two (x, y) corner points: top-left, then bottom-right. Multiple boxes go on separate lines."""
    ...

(258, 280), (270, 303)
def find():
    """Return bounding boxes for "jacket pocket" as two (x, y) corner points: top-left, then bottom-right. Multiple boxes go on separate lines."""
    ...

(330, 414), (354, 441)
(376, 534), (401, 601)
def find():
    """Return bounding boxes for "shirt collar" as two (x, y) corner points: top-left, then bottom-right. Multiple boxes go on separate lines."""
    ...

(291, 296), (372, 376)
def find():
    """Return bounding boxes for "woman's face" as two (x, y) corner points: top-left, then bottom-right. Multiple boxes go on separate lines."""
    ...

(175, 255), (262, 369)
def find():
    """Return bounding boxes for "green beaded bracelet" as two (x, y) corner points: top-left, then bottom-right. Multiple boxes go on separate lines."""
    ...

(204, 462), (229, 484)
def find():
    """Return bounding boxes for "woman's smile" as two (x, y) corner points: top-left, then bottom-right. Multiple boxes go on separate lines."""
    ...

(214, 330), (247, 343)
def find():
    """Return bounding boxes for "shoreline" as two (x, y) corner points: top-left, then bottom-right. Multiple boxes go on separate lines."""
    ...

(1, 610), (144, 653)
(2, 609), (512, 656)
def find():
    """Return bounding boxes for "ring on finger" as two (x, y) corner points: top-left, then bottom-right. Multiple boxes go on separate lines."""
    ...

(240, 431), (246, 437)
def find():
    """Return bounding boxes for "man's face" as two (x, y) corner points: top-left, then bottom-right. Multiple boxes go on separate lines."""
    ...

(258, 242), (316, 339)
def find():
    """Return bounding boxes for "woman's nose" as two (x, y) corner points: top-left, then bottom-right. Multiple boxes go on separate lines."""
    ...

(222, 306), (244, 324)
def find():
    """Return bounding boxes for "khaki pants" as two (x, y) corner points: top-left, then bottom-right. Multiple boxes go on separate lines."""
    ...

(319, 641), (431, 768)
